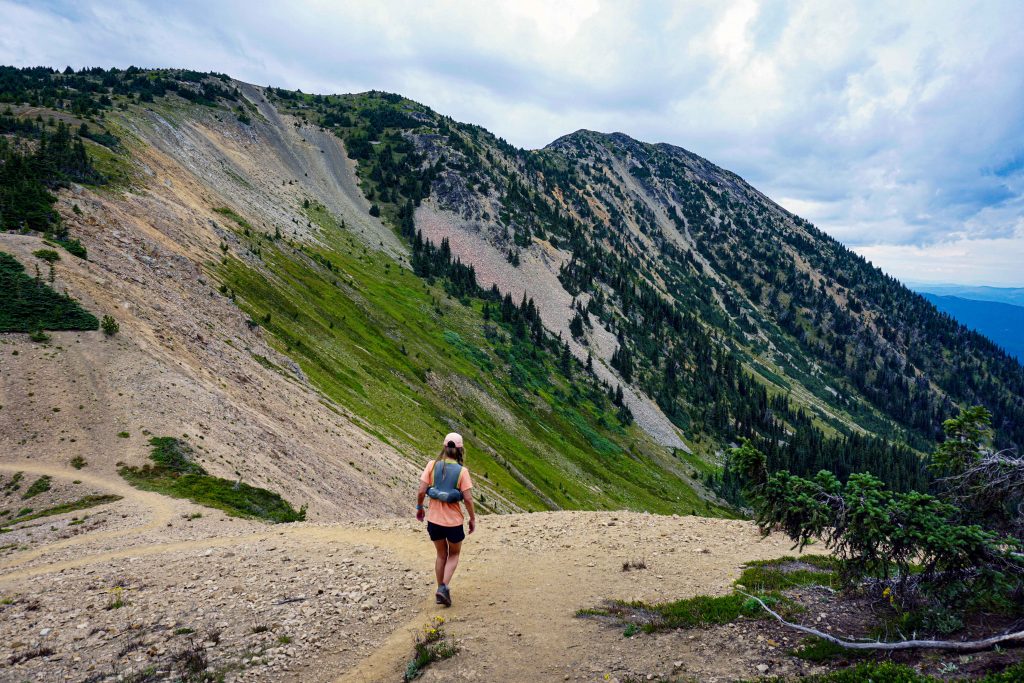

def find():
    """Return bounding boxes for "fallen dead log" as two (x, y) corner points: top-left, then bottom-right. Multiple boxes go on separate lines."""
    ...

(737, 591), (1024, 652)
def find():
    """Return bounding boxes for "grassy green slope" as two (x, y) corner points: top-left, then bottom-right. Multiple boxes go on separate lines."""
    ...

(218, 203), (728, 516)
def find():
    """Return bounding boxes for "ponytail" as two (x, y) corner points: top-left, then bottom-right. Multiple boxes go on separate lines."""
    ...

(439, 442), (464, 465)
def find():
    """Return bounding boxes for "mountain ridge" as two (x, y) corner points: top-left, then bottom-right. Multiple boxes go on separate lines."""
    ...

(3, 65), (1023, 511)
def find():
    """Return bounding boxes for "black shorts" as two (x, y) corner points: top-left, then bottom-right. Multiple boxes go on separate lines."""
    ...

(427, 522), (465, 543)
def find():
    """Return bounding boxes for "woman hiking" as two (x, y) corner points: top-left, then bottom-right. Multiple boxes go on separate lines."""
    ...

(416, 432), (476, 606)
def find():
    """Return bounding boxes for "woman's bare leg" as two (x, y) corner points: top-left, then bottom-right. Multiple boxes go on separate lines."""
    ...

(433, 539), (449, 586)
(442, 541), (462, 585)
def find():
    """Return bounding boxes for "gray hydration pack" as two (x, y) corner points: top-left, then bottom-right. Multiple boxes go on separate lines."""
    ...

(427, 460), (464, 503)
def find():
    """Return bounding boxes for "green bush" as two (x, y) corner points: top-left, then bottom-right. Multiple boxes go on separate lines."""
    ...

(101, 315), (119, 336)
(119, 437), (306, 523)
(55, 238), (87, 259)
(32, 249), (60, 262)
(147, 436), (205, 474)
(729, 406), (1024, 628)
(22, 476), (51, 499)
(0, 252), (98, 332)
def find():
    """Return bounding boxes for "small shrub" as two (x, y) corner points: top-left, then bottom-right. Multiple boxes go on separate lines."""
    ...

(622, 559), (647, 572)
(117, 431), (130, 439)
(170, 638), (208, 679)
(3, 472), (23, 492)
(251, 622), (271, 634)
(101, 315), (119, 336)
(404, 616), (457, 681)
(106, 586), (127, 610)
(29, 328), (50, 343)
(55, 238), (87, 259)
(70, 455), (87, 469)
(33, 249), (60, 263)
(22, 476), (51, 500)
(791, 636), (866, 663)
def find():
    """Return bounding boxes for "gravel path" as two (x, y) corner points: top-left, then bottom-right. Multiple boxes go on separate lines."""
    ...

(1, 465), (823, 682)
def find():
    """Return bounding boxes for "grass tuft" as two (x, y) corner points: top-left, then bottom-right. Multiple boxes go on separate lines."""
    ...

(5, 494), (121, 525)
(404, 617), (457, 681)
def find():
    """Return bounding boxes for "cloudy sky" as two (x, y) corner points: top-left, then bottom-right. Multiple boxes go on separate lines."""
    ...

(3, 1), (1023, 285)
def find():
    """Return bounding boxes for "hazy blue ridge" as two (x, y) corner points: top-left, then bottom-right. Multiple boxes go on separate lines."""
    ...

(911, 284), (1024, 307)
(922, 293), (1024, 361)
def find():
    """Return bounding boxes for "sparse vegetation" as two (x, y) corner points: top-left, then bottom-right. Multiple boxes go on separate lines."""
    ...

(70, 455), (87, 469)
(32, 248), (60, 262)
(29, 328), (51, 343)
(2, 472), (24, 494)
(170, 637), (210, 681)
(105, 585), (127, 610)
(7, 645), (54, 665)
(404, 616), (457, 681)
(582, 556), (836, 633)
(22, 475), (51, 499)
(213, 206), (253, 230)
(3, 494), (122, 525)
(119, 437), (306, 523)
(101, 314), (120, 336)
(746, 661), (1024, 682)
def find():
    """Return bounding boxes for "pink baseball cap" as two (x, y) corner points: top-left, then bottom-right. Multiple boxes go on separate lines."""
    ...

(443, 432), (464, 449)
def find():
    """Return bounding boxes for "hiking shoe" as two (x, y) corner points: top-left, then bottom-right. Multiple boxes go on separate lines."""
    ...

(436, 584), (451, 607)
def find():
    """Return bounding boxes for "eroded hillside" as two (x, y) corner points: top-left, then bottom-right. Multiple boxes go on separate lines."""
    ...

(1, 67), (724, 518)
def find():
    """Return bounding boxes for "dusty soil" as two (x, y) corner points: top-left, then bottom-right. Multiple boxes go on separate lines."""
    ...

(0, 462), (829, 683)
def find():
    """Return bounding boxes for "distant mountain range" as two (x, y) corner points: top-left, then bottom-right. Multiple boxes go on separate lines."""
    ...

(911, 284), (1024, 307)
(919, 293), (1024, 361)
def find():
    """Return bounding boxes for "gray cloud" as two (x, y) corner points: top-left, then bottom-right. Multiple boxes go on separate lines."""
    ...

(2, 0), (1023, 284)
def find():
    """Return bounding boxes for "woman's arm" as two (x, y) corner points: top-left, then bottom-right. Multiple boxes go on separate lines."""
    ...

(416, 480), (428, 521)
(463, 490), (476, 534)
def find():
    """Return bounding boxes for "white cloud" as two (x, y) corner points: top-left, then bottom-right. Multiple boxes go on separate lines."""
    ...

(2, 0), (1023, 284)
(856, 236), (1024, 287)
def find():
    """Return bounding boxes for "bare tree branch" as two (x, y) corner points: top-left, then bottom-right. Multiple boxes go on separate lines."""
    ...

(738, 591), (1024, 653)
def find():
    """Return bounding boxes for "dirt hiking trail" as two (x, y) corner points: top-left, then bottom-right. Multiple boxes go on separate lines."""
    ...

(0, 466), (828, 683)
